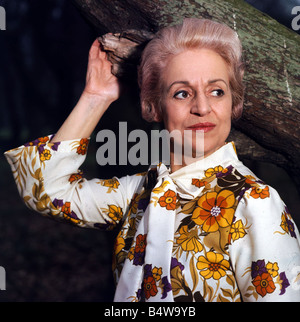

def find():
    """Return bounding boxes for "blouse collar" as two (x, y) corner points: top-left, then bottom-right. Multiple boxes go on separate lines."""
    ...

(167, 142), (239, 197)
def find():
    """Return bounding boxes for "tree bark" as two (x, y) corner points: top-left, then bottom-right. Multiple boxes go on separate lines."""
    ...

(72, 0), (300, 192)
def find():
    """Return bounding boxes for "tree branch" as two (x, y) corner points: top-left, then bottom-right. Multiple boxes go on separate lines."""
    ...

(72, 0), (300, 192)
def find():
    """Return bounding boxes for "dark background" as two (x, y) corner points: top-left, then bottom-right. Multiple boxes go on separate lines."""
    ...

(0, 0), (299, 301)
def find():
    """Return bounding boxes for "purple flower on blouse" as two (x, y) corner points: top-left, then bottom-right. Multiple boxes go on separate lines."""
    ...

(24, 139), (40, 147)
(50, 141), (61, 151)
(161, 276), (172, 299)
(53, 198), (64, 208)
(136, 288), (142, 301)
(144, 264), (152, 278)
(38, 145), (45, 154)
(171, 257), (185, 273)
(216, 165), (233, 178)
(251, 260), (267, 279)
(133, 251), (145, 266)
(279, 272), (290, 295)
(286, 218), (297, 238)
(24, 136), (60, 152)
(69, 210), (79, 219)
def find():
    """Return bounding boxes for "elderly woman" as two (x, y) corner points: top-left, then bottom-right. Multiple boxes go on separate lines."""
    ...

(5, 18), (300, 302)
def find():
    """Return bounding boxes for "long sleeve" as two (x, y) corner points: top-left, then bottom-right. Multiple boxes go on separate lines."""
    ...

(229, 184), (300, 301)
(4, 135), (145, 229)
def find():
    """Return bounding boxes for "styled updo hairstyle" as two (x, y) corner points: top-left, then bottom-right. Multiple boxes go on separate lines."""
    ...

(138, 18), (245, 122)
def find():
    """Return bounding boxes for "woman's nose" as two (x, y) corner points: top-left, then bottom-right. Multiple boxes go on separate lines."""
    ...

(190, 93), (212, 116)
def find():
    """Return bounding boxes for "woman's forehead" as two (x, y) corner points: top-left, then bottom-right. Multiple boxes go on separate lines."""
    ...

(163, 49), (230, 86)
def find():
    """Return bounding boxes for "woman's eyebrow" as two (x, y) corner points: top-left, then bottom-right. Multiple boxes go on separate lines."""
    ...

(167, 81), (190, 93)
(167, 79), (228, 92)
(208, 79), (228, 89)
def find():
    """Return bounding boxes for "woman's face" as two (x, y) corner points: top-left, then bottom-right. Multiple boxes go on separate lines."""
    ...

(161, 49), (232, 165)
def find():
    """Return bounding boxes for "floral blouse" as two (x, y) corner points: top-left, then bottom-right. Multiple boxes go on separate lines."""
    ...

(4, 135), (300, 302)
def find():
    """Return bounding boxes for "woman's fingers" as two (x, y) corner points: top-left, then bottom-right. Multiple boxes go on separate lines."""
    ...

(83, 39), (120, 102)
(88, 39), (101, 60)
(89, 39), (109, 62)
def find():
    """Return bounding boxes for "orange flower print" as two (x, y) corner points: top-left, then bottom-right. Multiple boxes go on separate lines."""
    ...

(69, 171), (83, 183)
(245, 175), (256, 185)
(143, 276), (158, 299)
(250, 186), (270, 199)
(133, 234), (147, 266)
(252, 272), (276, 297)
(61, 202), (71, 215)
(191, 178), (207, 188)
(135, 234), (147, 253)
(192, 189), (235, 232)
(61, 201), (80, 224)
(76, 138), (89, 155)
(158, 189), (177, 210)
(38, 136), (49, 145)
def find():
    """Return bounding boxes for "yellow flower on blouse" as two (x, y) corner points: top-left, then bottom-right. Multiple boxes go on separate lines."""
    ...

(98, 178), (120, 193)
(107, 204), (123, 223)
(229, 219), (246, 242)
(176, 225), (203, 253)
(266, 261), (279, 278)
(152, 267), (162, 281)
(128, 247), (134, 261)
(205, 165), (224, 178)
(40, 149), (52, 162)
(197, 252), (230, 280)
(114, 235), (125, 255)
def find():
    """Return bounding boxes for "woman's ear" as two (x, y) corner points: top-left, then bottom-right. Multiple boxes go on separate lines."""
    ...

(142, 101), (163, 122)
(151, 102), (163, 122)
(231, 102), (243, 121)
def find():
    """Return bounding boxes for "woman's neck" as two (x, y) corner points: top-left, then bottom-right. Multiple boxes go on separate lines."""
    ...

(169, 142), (226, 173)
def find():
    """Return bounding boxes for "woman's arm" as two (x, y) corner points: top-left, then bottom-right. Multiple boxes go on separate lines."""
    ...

(51, 39), (120, 142)
(229, 185), (300, 301)
(4, 40), (142, 230)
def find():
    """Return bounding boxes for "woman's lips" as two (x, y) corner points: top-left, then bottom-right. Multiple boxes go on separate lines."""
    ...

(187, 122), (216, 133)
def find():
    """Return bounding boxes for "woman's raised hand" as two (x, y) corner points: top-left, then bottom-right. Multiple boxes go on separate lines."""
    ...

(50, 40), (121, 143)
(83, 39), (120, 106)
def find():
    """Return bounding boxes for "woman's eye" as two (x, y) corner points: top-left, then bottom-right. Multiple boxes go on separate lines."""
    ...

(174, 90), (190, 99)
(211, 89), (225, 97)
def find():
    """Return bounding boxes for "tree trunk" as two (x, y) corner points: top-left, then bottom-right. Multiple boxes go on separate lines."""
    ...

(72, 0), (300, 192)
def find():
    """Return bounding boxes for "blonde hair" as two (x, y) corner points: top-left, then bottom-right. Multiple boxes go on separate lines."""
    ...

(138, 18), (245, 122)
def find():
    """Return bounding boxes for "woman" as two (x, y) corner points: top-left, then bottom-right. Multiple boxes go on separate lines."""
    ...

(5, 18), (300, 302)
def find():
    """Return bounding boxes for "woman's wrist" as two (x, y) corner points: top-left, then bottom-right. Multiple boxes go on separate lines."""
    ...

(80, 89), (114, 110)
(50, 91), (112, 143)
